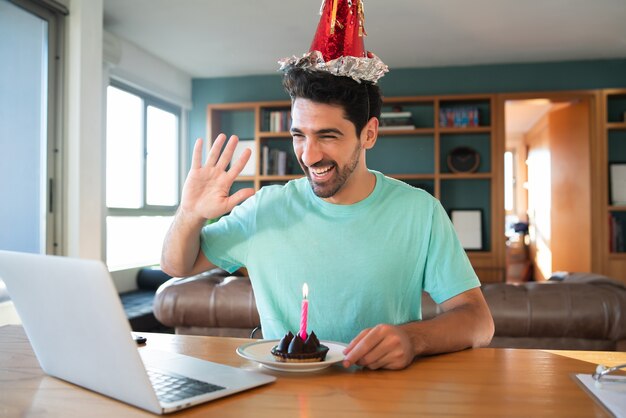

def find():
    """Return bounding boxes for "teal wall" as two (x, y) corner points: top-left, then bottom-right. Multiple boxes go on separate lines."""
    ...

(190, 58), (626, 162)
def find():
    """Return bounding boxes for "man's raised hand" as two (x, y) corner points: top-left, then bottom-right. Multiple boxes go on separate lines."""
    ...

(180, 134), (255, 222)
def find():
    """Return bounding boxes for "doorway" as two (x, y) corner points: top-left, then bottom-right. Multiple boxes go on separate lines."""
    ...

(499, 92), (595, 282)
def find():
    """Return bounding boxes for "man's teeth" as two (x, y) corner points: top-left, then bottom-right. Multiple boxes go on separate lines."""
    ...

(312, 166), (332, 175)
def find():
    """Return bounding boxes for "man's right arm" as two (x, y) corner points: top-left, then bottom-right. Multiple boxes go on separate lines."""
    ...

(160, 135), (255, 277)
(160, 207), (215, 277)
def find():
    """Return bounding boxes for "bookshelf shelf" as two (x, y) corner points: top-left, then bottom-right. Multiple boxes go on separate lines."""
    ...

(439, 126), (492, 134)
(258, 131), (292, 138)
(439, 172), (492, 180)
(606, 122), (626, 130)
(391, 174), (436, 180)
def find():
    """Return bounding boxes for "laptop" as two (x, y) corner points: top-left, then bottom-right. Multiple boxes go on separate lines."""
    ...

(0, 250), (275, 414)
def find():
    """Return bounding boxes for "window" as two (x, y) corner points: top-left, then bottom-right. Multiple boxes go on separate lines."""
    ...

(105, 83), (181, 270)
(0, 0), (67, 254)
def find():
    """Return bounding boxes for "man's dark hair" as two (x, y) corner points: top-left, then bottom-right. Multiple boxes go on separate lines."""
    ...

(282, 68), (383, 136)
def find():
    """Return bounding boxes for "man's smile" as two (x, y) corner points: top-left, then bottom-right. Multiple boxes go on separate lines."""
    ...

(309, 164), (335, 181)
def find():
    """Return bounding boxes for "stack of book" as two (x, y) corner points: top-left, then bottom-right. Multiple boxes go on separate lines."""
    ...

(261, 146), (289, 175)
(266, 110), (291, 132)
(439, 107), (480, 128)
(379, 111), (415, 131)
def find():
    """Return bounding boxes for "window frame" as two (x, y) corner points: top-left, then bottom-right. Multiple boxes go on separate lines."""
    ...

(106, 80), (182, 217)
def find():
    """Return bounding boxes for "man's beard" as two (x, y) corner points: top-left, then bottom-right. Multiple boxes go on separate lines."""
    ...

(300, 142), (361, 199)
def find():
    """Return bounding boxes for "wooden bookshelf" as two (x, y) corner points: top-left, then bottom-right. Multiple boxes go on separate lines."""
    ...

(602, 89), (626, 279)
(207, 93), (504, 283)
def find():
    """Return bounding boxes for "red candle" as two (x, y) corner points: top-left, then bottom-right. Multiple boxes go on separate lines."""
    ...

(299, 283), (309, 340)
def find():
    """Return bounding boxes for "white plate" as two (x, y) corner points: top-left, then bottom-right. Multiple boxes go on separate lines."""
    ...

(236, 339), (347, 372)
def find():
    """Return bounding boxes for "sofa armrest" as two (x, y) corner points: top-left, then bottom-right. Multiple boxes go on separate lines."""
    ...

(153, 270), (260, 330)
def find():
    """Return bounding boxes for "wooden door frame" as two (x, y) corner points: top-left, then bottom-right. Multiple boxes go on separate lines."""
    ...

(495, 90), (602, 278)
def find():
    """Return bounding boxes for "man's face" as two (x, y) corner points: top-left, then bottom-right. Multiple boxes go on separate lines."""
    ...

(290, 98), (363, 200)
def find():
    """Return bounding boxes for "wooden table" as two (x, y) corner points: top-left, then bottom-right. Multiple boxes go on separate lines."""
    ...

(1, 325), (623, 417)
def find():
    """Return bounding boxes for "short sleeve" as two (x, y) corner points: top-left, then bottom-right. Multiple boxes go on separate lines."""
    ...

(199, 194), (257, 273)
(422, 200), (481, 304)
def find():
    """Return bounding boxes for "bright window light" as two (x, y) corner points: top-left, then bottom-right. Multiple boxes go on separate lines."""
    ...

(504, 151), (514, 212)
(106, 86), (143, 209)
(527, 149), (551, 241)
(146, 106), (178, 206)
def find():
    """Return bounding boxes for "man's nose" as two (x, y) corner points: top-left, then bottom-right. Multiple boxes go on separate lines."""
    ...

(300, 139), (322, 167)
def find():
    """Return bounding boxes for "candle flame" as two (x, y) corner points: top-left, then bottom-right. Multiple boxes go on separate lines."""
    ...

(302, 283), (308, 299)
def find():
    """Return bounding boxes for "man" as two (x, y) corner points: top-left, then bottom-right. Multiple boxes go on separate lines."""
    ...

(161, 67), (494, 370)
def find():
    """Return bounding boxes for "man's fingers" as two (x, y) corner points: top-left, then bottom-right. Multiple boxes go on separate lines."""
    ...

(205, 133), (227, 166)
(361, 351), (400, 370)
(227, 146), (252, 178)
(343, 328), (368, 356)
(191, 138), (204, 169)
(216, 135), (240, 170)
(343, 324), (414, 370)
(343, 328), (382, 368)
(227, 188), (256, 210)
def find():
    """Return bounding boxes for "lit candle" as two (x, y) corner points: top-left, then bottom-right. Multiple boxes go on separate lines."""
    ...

(299, 283), (309, 340)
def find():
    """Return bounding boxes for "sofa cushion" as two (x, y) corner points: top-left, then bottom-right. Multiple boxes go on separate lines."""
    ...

(154, 269), (260, 331)
(484, 282), (626, 342)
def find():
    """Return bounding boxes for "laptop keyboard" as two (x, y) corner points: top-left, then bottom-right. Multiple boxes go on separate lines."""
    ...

(146, 368), (226, 403)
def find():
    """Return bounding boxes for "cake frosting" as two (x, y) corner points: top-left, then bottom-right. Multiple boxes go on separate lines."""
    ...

(271, 331), (329, 362)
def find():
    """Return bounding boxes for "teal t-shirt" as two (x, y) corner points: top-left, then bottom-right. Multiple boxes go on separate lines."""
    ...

(200, 170), (480, 343)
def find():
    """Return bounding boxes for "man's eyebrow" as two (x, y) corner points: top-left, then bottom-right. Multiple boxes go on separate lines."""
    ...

(317, 128), (343, 135)
(290, 127), (344, 135)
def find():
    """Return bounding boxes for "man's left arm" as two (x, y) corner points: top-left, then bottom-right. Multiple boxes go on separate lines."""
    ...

(342, 288), (494, 370)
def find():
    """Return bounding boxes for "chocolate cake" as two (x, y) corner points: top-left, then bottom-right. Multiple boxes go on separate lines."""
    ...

(271, 331), (329, 363)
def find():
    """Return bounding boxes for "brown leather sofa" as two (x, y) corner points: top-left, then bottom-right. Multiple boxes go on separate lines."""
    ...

(153, 269), (626, 351)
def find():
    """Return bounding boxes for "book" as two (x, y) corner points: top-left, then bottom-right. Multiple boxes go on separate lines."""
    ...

(268, 110), (291, 132)
(379, 109), (414, 130)
(380, 111), (412, 118)
(439, 107), (480, 128)
(379, 125), (416, 131)
(262, 146), (269, 175)
(609, 213), (625, 253)
(266, 148), (289, 175)
(277, 150), (287, 176)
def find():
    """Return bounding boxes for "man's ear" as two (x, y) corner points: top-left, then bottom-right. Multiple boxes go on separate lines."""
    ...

(361, 117), (378, 150)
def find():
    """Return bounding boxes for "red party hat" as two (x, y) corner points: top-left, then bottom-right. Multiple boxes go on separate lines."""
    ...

(310, 0), (366, 61)
(279, 0), (388, 83)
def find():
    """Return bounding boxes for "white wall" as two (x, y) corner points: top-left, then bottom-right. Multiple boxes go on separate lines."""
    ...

(104, 31), (192, 109)
(64, 0), (105, 260)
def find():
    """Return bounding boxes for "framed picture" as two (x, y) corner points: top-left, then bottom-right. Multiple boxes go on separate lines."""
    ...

(609, 163), (626, 205)
(232, 140), (256, 176)
(450, 209), (483, 250)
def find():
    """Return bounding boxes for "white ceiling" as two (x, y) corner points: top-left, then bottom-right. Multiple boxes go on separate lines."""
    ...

(103, 0), (626, 79)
